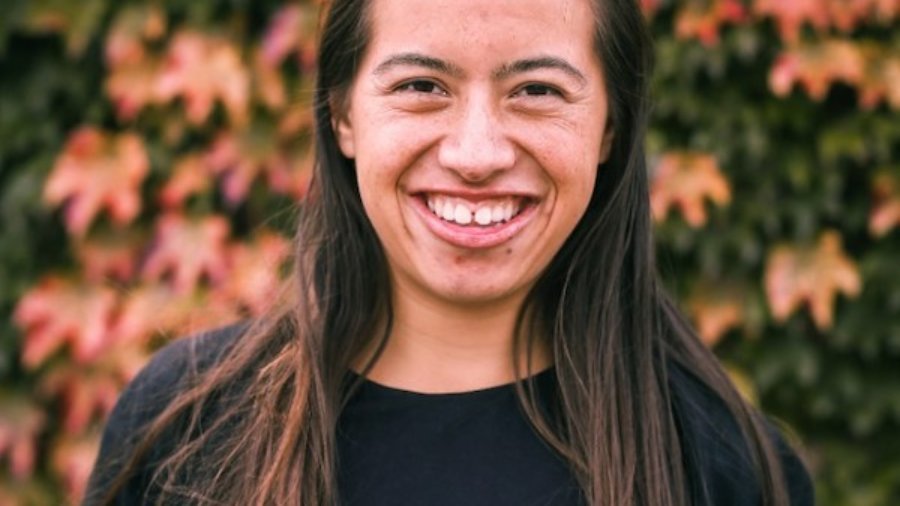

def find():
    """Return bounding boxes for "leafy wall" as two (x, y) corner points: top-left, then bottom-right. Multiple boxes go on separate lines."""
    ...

(0, 0), (897, 504)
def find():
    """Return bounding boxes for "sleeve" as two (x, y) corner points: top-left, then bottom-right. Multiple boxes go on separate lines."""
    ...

(670, 365), (816, 506)
(772, 425), (815, 506)
(82, 323), (246, 505)
(82, 337), (193, 505)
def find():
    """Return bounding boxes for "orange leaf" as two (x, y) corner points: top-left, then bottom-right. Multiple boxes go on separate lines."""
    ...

(14, 276), (118, 367)
(686, 283), (747, 347)
(769, 40), (865, 100)
(39, 346), (146, 434)
(675, 0), (746, 47)
(218, 233), (290, 315)
(764, 230), (862, 329)
(205, 129), (311, 203)
(51, 434), (100, 505)
(640, 0), (662, 18)
(277, 99), (315, 138)
(75, 233), (143, 283)
(0, 395), (45, 480)
(260, 4), (319, 70)
(253, 48), (288, 110)
(650, 152), (731, 227)
(155, 31), (250, 126)
(266, 143), (314, 200)
(105, 4), (166, 67)
(870, 170), (900, 237)
(857, 50), (900, 110)
(110, 283), (198, 343)
(170, 295), (242, 337)
(158, 154), (213, 208)
(44, 128), (149, 236)
(106, 55), (165, 122)
(142, 214), (230, 293)
(205, 130), (275, 203)
(753, 0), (830, 43)
(826, 0), (878, 31)
(103, 6), (169, 120)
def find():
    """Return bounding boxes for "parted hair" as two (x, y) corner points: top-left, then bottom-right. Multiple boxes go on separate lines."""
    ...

(96, 0), (792, 504)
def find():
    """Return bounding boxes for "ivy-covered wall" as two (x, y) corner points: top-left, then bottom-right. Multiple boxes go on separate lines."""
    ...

(1, 0), (897, 504)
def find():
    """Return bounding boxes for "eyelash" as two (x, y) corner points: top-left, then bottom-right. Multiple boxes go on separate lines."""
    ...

(513, 83), (563, 98)
(393, 80), (564, 99)
(394, 79), (447, 95)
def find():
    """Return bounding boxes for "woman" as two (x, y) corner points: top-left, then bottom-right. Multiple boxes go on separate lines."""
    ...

(86, 0), (814, 504)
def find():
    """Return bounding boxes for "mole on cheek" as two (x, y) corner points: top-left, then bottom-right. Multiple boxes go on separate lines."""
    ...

(506, 248), (513, 255)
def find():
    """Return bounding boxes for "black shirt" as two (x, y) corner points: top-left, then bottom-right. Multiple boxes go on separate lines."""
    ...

(85, 325), (814, 505)
(337, 368), (582, 506)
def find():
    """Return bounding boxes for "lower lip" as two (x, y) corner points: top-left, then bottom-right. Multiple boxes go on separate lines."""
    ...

(411, 196), (537, 249)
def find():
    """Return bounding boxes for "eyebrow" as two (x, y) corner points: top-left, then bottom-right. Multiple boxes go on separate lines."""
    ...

(373, 53), (464, 78)
(493, 56), (587, 84)
(372, 52), (586, 84)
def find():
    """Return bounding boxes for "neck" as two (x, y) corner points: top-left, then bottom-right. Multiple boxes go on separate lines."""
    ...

(359, 282), (550, 393)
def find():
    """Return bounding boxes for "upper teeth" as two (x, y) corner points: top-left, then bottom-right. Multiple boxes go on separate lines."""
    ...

(426, 195), (521, 226)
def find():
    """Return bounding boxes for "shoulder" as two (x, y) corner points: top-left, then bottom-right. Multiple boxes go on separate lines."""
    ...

(84, 323), (247, 505)
(668, 364), (815, 506)
(105, 322), (245, 432)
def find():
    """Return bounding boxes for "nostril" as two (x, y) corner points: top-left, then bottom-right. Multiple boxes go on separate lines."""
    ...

(438, 136), (516, 182)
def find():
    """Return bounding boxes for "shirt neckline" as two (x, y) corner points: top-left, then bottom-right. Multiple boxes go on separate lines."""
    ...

(346, 367), (556, 400)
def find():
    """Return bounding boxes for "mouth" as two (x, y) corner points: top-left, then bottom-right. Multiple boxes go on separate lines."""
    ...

(412, 192), (538, 249)
(424, 194), (526, 227)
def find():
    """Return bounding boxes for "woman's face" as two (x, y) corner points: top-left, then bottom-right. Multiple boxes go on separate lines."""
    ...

(335, 0), (612, 308)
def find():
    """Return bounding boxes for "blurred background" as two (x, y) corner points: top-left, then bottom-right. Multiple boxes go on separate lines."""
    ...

(0, 0), (897, 504)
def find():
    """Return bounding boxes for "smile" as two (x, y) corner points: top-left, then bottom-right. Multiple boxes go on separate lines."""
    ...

(425, 195), (524, 226)
(412, 192), (538, 249)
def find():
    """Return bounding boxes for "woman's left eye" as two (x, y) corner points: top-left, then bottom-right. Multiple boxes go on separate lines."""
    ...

(514, 84), (562, 97)
(395, 80), (446, 95)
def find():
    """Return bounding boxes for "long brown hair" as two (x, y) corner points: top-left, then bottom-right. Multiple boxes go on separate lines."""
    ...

(96, 0), (792, 504)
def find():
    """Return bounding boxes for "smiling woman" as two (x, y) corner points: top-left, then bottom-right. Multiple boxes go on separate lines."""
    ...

(84, 0), (814, 505)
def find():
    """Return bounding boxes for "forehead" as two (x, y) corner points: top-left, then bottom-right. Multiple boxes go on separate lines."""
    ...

(363, 0), (598, 71)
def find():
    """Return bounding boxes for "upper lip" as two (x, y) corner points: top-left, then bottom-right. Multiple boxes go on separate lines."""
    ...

(411, 188), (539, 202)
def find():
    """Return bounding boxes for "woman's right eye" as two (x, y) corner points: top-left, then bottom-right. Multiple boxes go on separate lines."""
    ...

(395, 80), (446, 95)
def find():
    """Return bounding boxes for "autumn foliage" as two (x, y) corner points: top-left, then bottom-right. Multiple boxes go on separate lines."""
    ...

(1, 0), (898, 504)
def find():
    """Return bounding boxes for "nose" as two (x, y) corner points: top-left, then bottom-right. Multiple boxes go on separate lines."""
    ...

(437, 96), (516, 183)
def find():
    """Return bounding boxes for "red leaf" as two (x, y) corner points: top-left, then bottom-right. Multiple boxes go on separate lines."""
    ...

(769, 40), (866, 101)
(0, 395), (45, 479)
(155, 31), (250, 126)
(765, 231), (862, 329)
(39, 346), (146, 434)
(753, 0), (830, 43)
(205, 130), (272, 204)
(650, 152), (731, 227)
(142, 214), (230, 293)
(640, 0), (662, 18)
(158, 154), (213, 208)
(174, 298), (242, 337)
(686, 283), (747, 347)
(754, 0), (900, 42)
(51, 434), (100, 505)
(857, 50), (900, 110)
(675, 0), (747, 46)
(260, 4), (319, 70)
(75, 233), (143, 283)
(205, 129), (311, 204)
(109, 283), (197, 343)
(253, 48), (288, 110)
(870, 170), (900, 237)
(44, 128), (149, 236)
(14, 277), (118, 367)
(218, 233), (290, 315)
(106, 56), (165, 122)
(105, 4), (166, 67)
